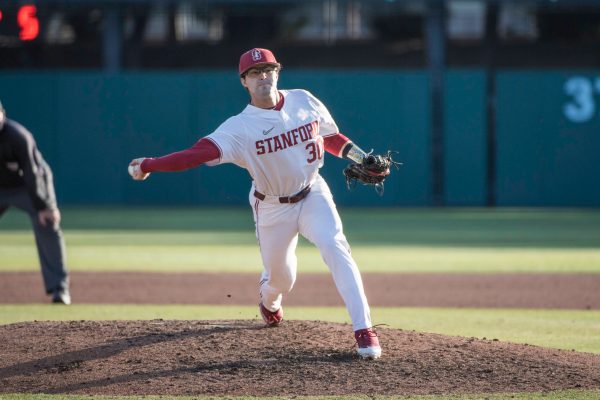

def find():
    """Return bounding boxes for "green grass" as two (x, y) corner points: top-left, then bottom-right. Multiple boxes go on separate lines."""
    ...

(3, 207), (600, 247)
(4, 233), (600, 272)
(3, 208), (600, 400)
(2, 305), (599, 354)
(2, 207), (600, 273)
(2, 393), (600, 400)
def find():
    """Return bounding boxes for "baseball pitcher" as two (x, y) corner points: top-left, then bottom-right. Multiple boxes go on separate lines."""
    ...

(128, 48), (397, 359)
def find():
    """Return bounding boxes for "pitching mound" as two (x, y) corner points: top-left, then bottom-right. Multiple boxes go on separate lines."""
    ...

(1, 320), (599, 396)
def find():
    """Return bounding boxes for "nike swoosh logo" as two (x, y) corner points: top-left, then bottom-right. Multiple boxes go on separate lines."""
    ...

(262, 126), (275, 135)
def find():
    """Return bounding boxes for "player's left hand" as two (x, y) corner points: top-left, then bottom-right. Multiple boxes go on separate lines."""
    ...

(128, 158), (150, 181)
(38, 208), (61, 229)
(343, 151), (402, 196)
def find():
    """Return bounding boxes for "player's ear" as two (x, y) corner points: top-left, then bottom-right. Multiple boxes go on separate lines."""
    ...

(240, 76), (248, 88)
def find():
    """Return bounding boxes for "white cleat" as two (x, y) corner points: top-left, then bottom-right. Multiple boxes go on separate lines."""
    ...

(357, 345), (382, 360)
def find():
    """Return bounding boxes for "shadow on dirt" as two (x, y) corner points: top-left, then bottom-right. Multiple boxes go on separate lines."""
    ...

(1, 320), (599, 396)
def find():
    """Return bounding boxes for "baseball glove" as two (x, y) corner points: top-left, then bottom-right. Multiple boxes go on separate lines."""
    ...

(343, 151), (401, 196)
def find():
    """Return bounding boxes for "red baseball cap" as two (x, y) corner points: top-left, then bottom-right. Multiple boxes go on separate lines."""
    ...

(239, 48), (280, 76)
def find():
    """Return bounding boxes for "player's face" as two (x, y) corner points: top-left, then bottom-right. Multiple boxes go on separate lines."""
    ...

(241, 65), (279, 97)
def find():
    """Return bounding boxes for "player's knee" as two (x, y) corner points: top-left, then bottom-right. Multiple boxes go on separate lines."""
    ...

(36, 221), (61, 236)
(31, 218), (56, 234)
(315, 234), (351, 255)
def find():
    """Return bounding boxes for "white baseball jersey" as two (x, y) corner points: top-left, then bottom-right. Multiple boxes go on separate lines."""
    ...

(133, 83), (376, 338)
(205, 89), (338, 196)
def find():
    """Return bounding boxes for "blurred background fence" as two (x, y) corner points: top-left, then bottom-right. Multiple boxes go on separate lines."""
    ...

(1, 0), (599, 207)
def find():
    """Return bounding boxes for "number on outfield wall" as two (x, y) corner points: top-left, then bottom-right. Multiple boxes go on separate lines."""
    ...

(563, 76), (600, 123)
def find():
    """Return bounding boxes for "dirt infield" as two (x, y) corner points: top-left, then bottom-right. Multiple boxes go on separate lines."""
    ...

(1, 320), (599, 396)
(2, 272), (600, 396)
(2, 271), (599, 309)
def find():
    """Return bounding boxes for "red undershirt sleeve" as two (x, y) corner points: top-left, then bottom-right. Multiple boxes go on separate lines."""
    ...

(140, 138), (221, 173)
(323, 133), (352, 158)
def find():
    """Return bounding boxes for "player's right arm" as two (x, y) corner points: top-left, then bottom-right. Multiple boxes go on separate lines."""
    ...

(128, 138), (221, 180)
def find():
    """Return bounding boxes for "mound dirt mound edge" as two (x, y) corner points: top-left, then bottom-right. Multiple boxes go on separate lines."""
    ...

(1, 320), (599, 396)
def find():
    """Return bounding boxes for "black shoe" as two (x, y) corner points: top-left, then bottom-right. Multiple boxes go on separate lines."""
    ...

(52, 288), (71, 305)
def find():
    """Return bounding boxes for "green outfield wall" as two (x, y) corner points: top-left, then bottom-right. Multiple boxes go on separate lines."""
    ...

(0, 70), (598, 206)
(496, 71), (600, 206)
(443, 70), (487, 205)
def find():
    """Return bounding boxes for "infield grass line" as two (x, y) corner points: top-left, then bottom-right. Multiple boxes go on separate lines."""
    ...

(2, 390), (600, 399)
(1, 305), (599, 354)
(5, 237), (600, 273)
(2, 207), (600, 274)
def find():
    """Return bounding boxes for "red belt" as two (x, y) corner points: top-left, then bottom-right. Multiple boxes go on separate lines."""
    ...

(254, 185), (311, 204)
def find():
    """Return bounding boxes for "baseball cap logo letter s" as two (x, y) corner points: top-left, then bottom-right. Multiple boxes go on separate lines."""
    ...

(251, 49), (263, 61)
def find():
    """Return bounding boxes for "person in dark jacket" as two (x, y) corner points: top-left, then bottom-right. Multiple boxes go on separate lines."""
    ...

(0, 100), (70, 304)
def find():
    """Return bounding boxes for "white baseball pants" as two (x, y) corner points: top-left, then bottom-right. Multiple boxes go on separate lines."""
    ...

(249, 174), (372, 331)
